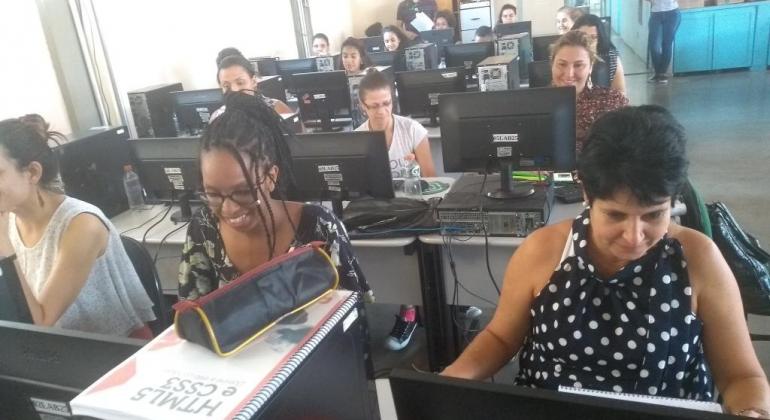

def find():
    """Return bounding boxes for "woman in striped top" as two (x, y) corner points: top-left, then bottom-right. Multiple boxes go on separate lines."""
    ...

(573, 14), (627, 96)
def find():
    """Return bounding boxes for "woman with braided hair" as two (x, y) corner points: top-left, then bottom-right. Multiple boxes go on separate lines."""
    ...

(178, 91), (371, 301)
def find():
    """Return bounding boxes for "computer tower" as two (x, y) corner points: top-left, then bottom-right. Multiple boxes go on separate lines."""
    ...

(127, 82), (182, 138)
(57, 126), (134, 218)
(404, 42), (439, 71)
(477, 55), (520, 91)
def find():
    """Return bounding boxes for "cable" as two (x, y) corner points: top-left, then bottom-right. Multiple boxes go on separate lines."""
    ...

(153, 221), (189, 268)
(120, 206), (168, 235)
(141, 203), (173, 248)
(478, 165), (500, 296)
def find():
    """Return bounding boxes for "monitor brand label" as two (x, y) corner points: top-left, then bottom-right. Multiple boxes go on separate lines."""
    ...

(497, 146), (513, 157)
(31, 397), (71, 416)
(441, 72), (458, 79)
(492, 134), (518, 143)
(323, 173), (343, 181)
(318, 165), (340, 172)
(163, 167), (182, 174)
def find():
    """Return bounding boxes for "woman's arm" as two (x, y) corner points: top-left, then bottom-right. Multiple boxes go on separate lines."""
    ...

(413, 136), (436, 177)
(682, 229), (770, 415)
(611, 57), (627, 97)
(1, 213), (108, 326)
(442, 225), (564, 379)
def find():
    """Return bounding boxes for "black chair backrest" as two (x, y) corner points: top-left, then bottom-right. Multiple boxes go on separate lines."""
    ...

(591, 60), (611, 88)
(120, 236), (170, 336)
(527, 60), (552, 88)
(600, 16), (612, 35)
(532, 34), (561, 62)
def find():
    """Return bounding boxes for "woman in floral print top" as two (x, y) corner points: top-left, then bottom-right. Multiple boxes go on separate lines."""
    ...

(178, 91), (370, 301)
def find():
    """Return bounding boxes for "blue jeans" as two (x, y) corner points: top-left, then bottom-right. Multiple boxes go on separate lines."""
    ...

(648, 8), (681, 76)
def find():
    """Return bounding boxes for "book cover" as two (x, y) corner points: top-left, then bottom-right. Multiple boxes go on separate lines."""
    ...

(70, 290), (356, 420)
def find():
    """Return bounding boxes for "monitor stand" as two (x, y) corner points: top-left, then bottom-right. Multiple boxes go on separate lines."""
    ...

(170, 191), (198, 223)
(313, 96), (344, 133)
(486, 161), (535, 199)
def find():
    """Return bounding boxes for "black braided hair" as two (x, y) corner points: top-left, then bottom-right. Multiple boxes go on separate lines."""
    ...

(200, 91), (298, 259)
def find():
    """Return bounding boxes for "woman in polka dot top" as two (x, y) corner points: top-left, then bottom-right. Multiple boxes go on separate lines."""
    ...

(442, 106), (770, 417)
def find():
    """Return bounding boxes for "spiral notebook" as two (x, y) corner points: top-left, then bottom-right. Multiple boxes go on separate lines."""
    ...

(70, 290), (358, 420)
(558, 385), (723, 413)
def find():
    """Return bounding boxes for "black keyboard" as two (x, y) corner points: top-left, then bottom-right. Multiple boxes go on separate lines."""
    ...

(554, 184), (583, 204)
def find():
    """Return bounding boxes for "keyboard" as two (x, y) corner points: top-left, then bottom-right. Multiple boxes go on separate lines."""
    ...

(554, 183), (583, 204)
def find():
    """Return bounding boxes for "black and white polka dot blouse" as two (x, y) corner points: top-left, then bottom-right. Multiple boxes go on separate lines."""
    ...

(515, 209), (714, 400)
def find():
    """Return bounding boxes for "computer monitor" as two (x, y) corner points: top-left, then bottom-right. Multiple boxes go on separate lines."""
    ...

(494, 21), (532, 38)
(445, 42), (495, 85)
(285, 131), (394, 217)
(395, 67), (466, 126)
(57, 126), (132, 218)
(360, 36), (386, 54)
(600, 16), (612, 34)
(419, 29), (455, 58)
(0, 258), (32, 323)
(532, 34), (561, 62)
(171, 88), (223, 136)
(528, 60), (553, 88)
(258, 75), (287, 102)
(389, 369), (731, 420)
(0, 320), (145, 419)
(369, 51), (407, 71)
(276, 57), (317, 87)
(439, 86), (576, 199)
(128, 136), (201, 222)
(249, 56), (279, 76)
(289, 70), (352, 132)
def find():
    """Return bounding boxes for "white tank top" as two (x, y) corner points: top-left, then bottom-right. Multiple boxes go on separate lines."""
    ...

(9, 197), (155, 335)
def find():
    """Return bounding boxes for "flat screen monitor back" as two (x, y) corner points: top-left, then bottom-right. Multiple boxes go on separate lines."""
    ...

(57, 126), (132, 218)
(390, 369), (732, 420)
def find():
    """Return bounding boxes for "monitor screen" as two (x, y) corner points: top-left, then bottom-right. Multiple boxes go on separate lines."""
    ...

(389, 369), (731, 420)
(494, 21), (532, 37)
(258, 75), (287, 102)
(276, 57), (317, 87)
(290, 70), (352, 131)
(395, 67), (466, 125)
(171, 89), (223, 137)
(439, 87), (575, 198)
(445, 42), (495, 74)
(285, 131), (394, 216)
(532, 34), (561, 62)
(528, 60), (553, 88)
(249, 56), (278, 76)
(419, 29), (455, 57)
(57, 126), (132, 218)
(0, 320), (144, 419)
(128, 136), (201, 204)
(360, 36), (386, 53)
(369, 51), (406, 71)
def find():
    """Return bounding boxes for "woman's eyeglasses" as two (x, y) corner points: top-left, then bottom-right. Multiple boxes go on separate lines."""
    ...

(197, 190), (260, 208)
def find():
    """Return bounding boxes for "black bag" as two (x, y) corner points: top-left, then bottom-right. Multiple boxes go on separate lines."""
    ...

(707, 202), (770, 316)
(173, 242), (339, 356)
(343, 197), (440, 237)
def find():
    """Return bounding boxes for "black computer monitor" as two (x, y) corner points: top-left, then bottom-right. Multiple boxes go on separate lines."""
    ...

(439, 86), (576, 199)
(0, 320), (144, 419)
(289, 70), (352, 132)
(360, 36), (386, 54)
(0, 259), (32, 323)
(445, 42), (495, 84)
(528, 60), (553, 88)
(389, 369), (731, 420)
(285, 131), (394, 217)
(276, 57), (317, 87)
(532, 34), (561, 62)
(370, 51), (407, 71)
(249, 56), (279, 76)
(494, 21), (532, 38)
(128, 136), (201, 222)
(258, 75), (287, 102)
(419, 29), (455, 57)
(57, 126), (132, 218)
(171, 89), (223, 137)
(395, 67), (466, 126)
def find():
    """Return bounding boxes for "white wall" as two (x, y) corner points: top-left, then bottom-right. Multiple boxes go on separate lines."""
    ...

(350, 0), (400, 37)
(92, 0), (298, 135)
(310, 0), (354, 53)
(0, 1), (72, 134)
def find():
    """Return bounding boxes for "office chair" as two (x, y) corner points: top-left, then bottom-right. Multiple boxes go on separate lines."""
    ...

(121, 235), (171, 336)
(591, 60), (611, 88)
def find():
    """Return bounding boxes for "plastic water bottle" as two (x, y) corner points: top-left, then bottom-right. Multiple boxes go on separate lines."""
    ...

(123, 165), (145, 209)
(438, 57), (447, 69)
(402, 160), (422, 199)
